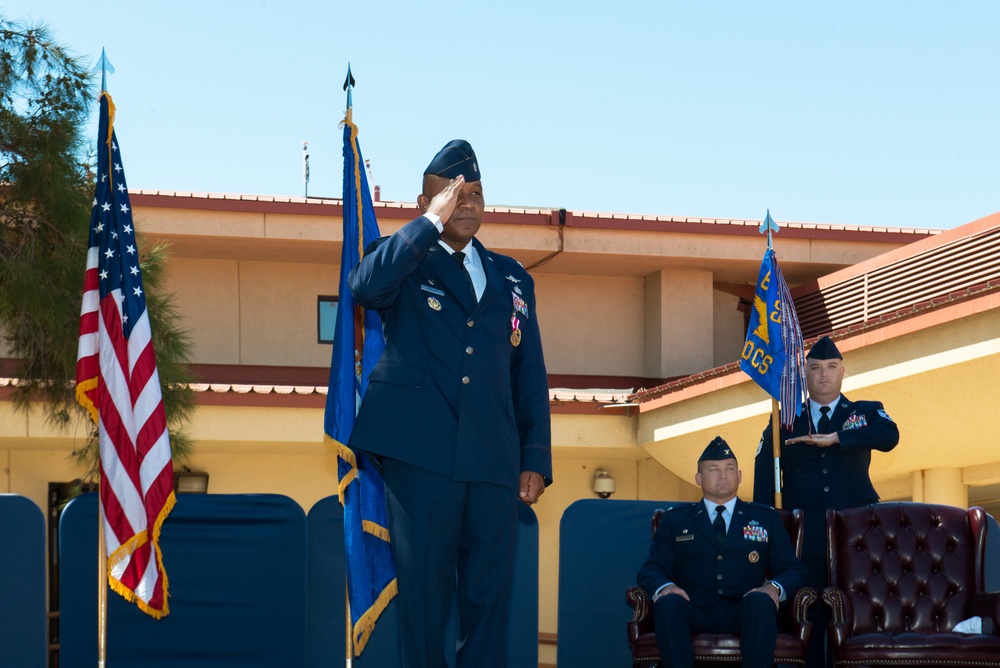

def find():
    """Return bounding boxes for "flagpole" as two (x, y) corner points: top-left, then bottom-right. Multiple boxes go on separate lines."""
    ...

(742, 210), (805, 511)
(770, 399), (783, 509)
(345, 579), (353, 667)
(98, 504), (108, 667)
(342, 62), (356, 668)
(763, 210), (783, 509)
(94, 51), (113, 667)
(95, 50), (113, 668)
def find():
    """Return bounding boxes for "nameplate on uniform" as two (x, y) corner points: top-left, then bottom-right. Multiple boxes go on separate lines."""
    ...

(420, 284), (445, 296)
(675, 534), (694, 542)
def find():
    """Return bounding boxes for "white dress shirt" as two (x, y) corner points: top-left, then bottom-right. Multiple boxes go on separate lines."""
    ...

(425, 212), (485, 301)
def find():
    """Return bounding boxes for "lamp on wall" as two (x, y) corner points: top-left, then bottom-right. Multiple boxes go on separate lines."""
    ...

(174, 467), (209, 494)
(592, 469), (616, 499)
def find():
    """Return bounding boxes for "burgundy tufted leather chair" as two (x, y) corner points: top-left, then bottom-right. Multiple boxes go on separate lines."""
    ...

(823, 502), (1000, 667)
(626, 507), (817, 667)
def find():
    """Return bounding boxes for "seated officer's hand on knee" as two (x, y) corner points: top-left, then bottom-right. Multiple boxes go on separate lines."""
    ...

(744, 585), (779, 608)
(653, 583), (689, 603)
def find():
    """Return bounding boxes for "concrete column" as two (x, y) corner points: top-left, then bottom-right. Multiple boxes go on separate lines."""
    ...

(911, 470), (924, 502)
(643, 269), (714, 378)
(921, 468), (968, 508)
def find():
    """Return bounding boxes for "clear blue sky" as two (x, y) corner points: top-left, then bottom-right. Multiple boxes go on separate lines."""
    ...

(7, 1), (999, 230)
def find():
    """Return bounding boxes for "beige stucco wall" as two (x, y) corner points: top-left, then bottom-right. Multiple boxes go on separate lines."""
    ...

(534, 274), (644, 376)
(164, 257), (242, 364)
(0, 402), (92, 515)
(644, 270), (715, 378)
(238, 261), (337, 367)
(159, 260), (714, 382)
(713, 289), (747, 368)
(161, 257), (337, 367)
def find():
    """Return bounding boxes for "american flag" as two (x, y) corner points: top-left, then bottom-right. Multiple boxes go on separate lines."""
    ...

(75, 92), (174, 619)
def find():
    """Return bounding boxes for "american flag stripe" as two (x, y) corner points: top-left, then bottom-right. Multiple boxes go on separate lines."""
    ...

(75, 92), (173, 619)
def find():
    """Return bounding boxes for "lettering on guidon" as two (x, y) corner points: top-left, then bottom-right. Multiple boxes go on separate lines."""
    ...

(741, 340), (773, 375)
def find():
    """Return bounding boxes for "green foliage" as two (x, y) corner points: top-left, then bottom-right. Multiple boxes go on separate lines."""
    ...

(0, 17), (195, 479)
(1, 19), (92, 417)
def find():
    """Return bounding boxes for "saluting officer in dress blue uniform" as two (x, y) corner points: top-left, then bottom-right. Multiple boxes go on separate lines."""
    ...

(348, 140), (551, 668)
(752, 335), (899, 667)
(638, 437), (806, 668)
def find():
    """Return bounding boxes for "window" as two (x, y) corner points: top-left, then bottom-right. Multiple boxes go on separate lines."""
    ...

(317, 296), (338, 344)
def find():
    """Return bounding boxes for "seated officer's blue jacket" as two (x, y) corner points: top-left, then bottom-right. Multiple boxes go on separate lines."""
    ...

(637, 498), (806, 608)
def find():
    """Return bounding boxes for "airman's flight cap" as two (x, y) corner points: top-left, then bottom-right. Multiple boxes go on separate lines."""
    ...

(424, 139), (480, 181)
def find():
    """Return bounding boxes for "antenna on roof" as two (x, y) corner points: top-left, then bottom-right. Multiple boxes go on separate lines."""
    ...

(302, 142), (310, 198)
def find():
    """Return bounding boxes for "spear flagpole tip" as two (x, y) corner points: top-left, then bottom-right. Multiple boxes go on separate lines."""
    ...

(759, 209), (780, 249)
(93, 48), (116, 93)
(343, 63), (356, 91)
(343, 63), (356, 115)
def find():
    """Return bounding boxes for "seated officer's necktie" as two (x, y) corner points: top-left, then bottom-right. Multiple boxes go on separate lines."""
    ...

(713, 506), (726, 541)
(817, 405), (831, 433)
(453, 251), (477, 302)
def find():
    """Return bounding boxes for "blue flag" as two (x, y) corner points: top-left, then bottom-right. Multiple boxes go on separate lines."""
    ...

(324, 115), (396, 655)
(739, 247), (806, 429)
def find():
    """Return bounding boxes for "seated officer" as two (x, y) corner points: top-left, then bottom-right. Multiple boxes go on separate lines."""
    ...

(637, 437), (806, 668)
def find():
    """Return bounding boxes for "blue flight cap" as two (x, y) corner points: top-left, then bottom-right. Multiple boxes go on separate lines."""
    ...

(424, 140), (480, 181)
(807, 335), (842, 360)
(698, 436), (737, 463)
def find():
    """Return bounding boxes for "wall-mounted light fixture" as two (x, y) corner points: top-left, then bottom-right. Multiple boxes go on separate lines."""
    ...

(174, 467), (209, 494)
(593, 469), (616, 499)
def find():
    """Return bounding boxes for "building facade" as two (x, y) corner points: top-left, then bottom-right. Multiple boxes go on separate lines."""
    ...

(3, 190), (998, 663)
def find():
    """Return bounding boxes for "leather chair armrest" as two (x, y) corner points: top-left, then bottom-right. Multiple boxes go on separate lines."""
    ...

(626, 586), (652, 645)
(822, 587), (853, 650)
(968, 592), (1000, 634)
(784, 586), (818, 644)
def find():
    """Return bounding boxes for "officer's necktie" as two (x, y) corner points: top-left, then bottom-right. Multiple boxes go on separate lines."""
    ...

(713, 505), (726, 542)
(453, 251), (477, 302)
(817, 405), (831, 433)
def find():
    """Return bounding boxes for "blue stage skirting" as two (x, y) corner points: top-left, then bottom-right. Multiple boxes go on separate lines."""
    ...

(307, 496), (539, 668)
(60, 494), (308, 668)
(558, 499), (669, 667)
(0, 494), (46, 668)
(58, 493), (538, 667)
(51, 493), (1000, 667)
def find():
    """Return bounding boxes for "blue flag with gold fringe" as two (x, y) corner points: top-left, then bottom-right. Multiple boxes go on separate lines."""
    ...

(739, 247), (806, 429)
(324, 113), (396, 655)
